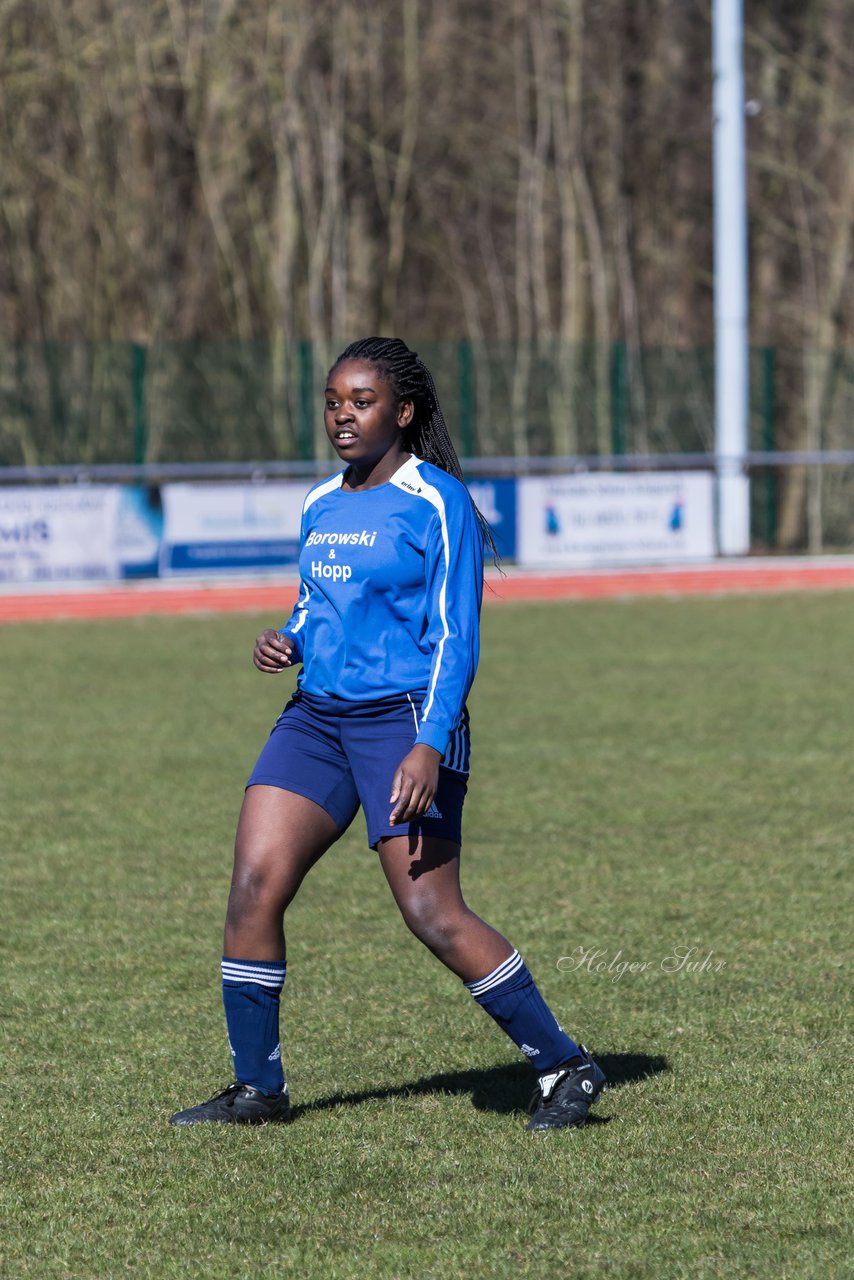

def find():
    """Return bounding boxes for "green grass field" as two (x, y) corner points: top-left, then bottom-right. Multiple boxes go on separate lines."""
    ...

(2, 594), (852, 1279)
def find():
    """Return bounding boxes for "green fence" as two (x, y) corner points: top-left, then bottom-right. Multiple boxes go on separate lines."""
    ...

(0, 339), (794, 467)
(2, 339), (854, 548)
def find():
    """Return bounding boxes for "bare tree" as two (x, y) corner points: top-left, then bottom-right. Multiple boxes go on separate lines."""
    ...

(0, 0), (852, 539)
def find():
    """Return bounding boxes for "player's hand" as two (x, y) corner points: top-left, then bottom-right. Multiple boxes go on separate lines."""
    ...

(253, 628), (295, 673)
(389, 744), (442, 826)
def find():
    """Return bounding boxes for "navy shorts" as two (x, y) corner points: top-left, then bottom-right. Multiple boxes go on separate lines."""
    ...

(246, 690), (470, 849)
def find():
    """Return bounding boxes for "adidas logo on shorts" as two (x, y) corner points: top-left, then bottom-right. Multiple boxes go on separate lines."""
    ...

(424, 802), (443, 819)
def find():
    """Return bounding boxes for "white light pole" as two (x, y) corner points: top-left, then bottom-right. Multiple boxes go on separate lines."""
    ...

(713, 0), (750, 555)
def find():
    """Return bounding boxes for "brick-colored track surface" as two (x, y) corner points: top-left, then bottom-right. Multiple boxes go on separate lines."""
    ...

(3, 560), (854, 623)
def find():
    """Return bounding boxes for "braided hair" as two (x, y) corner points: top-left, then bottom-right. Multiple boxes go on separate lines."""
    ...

(328, 337), (498, 563)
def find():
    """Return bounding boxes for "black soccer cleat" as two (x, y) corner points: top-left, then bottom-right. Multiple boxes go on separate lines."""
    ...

(169, 1081), (292, 1126)
(526, 1044), (607, 1131)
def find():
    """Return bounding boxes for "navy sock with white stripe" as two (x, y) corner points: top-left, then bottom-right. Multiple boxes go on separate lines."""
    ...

(465, 949), (581, 1072)
(221, 957), (286, 1095)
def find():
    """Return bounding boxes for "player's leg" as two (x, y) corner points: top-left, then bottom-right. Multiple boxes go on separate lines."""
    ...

(351, 699), (580, 1071)
(376, 834), (510, 979)
(377, 834), (605, 1129)
(378, 834), (584, 1062)
(219, 785), (340, 1091)
(170, 788), (342, 1127)
(171, 695), (359, 1126)
(225, 783), (340, 960)
(348, 700), (605, 1128)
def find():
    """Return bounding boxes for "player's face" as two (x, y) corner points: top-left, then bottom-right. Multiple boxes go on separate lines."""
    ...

(324, 360), (413, 477)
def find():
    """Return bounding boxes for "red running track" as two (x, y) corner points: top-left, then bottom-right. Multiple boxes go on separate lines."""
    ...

(2, 560), (854, 623)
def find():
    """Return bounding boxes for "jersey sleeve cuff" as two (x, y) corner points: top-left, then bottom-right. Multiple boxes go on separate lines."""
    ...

(415, 722), (451, 758)
(279, 628), (304, 663)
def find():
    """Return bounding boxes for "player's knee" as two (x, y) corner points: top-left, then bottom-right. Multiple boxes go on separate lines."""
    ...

(226, 857), (286, 924)
(399, 894), (467, 953)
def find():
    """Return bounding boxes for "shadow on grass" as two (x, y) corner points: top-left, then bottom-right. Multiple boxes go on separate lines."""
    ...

(292, 1051), (667, 1121)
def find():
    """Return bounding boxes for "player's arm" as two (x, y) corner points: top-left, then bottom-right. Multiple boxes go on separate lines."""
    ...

(389, 488), (483, 824)
(415, 488), (483, 758)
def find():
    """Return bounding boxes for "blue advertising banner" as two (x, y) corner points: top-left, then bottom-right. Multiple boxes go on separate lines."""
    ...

(116, 487), (163, 578)
(466, 477), (518, 560)
(160, 482), (306, 575)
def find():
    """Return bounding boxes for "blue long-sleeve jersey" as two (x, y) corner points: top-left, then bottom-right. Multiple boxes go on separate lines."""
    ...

(280, 455), (484, 761)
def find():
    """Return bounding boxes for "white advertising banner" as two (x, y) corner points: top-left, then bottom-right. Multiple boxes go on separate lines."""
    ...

(517, 472), (716, 567)
(160, 482), (307, 574)
(0, 486), (122, 582)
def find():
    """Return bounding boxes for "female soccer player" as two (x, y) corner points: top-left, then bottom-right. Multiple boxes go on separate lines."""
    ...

(170, 337), (605, 1131)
